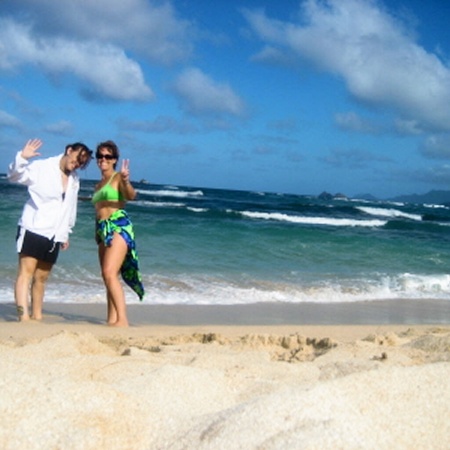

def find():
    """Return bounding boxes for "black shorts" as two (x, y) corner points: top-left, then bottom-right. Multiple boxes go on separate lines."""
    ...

(16, 227), (61, 264)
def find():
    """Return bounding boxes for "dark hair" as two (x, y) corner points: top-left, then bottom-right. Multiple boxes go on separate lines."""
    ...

(65, 142), (92, 170)
(96, 140), (120, 169)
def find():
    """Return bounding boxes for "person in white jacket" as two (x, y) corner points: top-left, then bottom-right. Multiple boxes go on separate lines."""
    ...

(8, 138), (92, 321)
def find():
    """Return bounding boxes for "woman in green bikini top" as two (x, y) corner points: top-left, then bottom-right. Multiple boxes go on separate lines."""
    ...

(91, 172), (125, 204)
(93, 142), (134, 219)
(93, 140), (144, 327)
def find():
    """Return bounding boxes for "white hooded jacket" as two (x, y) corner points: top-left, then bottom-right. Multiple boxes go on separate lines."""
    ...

(8, 151), (80, 244)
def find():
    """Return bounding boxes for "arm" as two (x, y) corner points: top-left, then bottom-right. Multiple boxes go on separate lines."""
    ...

(119, 159), (137, 200)
(7, 139), (43, 184)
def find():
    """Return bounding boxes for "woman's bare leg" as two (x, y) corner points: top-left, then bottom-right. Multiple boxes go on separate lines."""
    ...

(99, 234), (129, 327)
(106, 292), (118, 325)
(99, 243), (119, 325)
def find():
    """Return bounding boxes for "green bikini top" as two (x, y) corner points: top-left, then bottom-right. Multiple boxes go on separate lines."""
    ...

(92, 173), (125, 204)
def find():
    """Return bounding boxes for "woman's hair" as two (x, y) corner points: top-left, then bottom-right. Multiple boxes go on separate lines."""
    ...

(65, 142), (92, 170)
(96, 140), (120, 169)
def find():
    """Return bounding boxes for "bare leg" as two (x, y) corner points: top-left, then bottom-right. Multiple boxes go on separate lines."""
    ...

(98, 244), (118, 325)
(99, 234), (129, 327)
(31, 261), (53, 320)
(106, 292), (118, 325)
(15, 255), (38, 321)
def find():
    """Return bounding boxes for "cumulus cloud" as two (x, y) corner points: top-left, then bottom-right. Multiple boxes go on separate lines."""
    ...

(0, 19), (152, 102)
(243, 0), (450, 132)
(0, 0), (193, 65)
(172, 68), (246, 117)
(0, 0), (196, 101)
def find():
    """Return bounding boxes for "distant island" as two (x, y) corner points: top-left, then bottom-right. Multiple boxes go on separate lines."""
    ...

(388, 190), (450, 205)
(318, 191), (348, 201)
(359, 190), (450, 206)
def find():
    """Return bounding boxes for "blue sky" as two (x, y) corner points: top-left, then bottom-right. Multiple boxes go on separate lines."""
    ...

(1, 0), (450, 198)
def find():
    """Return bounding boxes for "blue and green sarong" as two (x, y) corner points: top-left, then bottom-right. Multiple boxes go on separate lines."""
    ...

(95, 209), (144, 300)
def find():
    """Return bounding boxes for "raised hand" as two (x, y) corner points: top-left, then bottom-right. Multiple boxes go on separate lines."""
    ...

(120, 159), (130, 184)
(21, 139), (42, 159)
(21, 139), (43, 160)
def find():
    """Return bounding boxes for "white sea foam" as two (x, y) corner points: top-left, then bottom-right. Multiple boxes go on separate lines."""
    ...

(137, 189), (204, 198)
(3, 272), (447, 306)
(357, 206), (422, 221)
(187, 207), (208, 213)
(239, 211), (386, 227)
(135, 200), (185, 208)
(424, 203), (450, 209)
(140, 272), (450, 305)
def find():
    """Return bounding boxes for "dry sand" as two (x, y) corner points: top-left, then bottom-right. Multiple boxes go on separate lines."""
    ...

(0, 301), (449, 449)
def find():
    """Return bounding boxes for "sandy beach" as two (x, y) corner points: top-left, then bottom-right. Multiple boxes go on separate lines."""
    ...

(1, 301), (449, 449)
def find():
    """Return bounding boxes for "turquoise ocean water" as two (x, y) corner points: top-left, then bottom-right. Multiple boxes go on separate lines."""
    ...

(1, 176), (450, 309)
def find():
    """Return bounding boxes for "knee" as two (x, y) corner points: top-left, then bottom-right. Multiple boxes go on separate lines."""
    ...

(33, 273), (50, 285)
(101, 266), (118, 284)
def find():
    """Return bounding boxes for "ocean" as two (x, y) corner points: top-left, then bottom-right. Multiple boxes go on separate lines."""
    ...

(1, 175), (450, 309)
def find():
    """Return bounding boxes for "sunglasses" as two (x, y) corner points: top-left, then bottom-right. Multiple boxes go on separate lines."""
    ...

(96, 153), (115, 160)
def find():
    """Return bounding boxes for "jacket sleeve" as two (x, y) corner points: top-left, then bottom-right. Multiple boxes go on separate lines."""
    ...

(7, 152), (35, 185)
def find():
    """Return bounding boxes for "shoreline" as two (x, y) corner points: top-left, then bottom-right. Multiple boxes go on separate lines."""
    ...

(1, 299), (448, 342)
(1, 298), (449, 325)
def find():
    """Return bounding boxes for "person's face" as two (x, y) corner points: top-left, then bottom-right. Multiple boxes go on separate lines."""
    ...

(64, 148), (91, 172)
(96, 147), (117, 170)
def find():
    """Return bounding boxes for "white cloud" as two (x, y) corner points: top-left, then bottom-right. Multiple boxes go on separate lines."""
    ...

(243, 0), (450, 132)
(0, 19), (153, 101)
(173, 68), (245, 117)
(0, 0), (194, 65)
(0, 0), (195, 101)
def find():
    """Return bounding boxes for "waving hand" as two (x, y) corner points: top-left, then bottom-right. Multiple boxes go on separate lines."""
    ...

(21, 139), (43, 160)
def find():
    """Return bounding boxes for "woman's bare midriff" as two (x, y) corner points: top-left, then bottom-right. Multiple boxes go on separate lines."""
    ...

(95, 201), (126, 220)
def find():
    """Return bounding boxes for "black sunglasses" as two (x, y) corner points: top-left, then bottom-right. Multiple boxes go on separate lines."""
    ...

(96, 153), (115, 160)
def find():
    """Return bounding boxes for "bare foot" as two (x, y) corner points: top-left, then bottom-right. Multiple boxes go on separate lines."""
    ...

(18, 316), (31, 322)
(107, 314), (118, 325)
(108, 320), (129, 327)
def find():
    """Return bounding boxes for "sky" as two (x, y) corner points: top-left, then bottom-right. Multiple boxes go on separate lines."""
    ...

(1, 0), (450, 198)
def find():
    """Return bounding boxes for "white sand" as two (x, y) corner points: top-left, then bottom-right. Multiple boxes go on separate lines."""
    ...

(0, 320), (449, 449)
